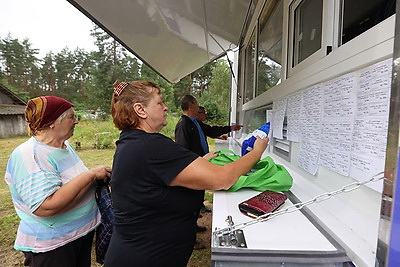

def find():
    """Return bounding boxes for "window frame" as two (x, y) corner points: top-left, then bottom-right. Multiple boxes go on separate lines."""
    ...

(286, 0), (334, 77)
(243, 28), (258, 104)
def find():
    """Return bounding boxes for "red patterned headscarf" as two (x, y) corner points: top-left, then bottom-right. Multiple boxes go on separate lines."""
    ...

(25, 96), (74, 135)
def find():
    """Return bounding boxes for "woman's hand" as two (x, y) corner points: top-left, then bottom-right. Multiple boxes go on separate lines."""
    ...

(203, 151), (218, 161)
(171, 137), (269, 191)
(34, 166), (112, 217)
(253, 136), (269, 152)
(90, 166), (112, 182)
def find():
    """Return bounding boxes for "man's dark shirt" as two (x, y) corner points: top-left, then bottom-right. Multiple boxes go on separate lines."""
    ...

(175, 115), (231, 156)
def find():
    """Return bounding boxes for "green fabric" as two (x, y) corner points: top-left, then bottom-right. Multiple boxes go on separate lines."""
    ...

(210, 149), (293, 192)
(209, 149), (241, 165)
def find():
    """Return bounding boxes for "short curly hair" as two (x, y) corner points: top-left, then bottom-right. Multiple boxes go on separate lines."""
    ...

(111, 80), (160, 130)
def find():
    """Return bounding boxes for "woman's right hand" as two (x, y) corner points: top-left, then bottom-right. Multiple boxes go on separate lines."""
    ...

(253, 136), (269, 153)
(90, 166), (112, 182)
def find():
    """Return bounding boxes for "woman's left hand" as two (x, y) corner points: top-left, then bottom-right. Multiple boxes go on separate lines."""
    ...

(90, 166), (112, 182)
(34, 166), (112, 217)
(203, 151), (218, 161)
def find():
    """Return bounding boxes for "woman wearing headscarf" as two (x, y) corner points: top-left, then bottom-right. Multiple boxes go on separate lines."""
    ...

(4, 96), (112, 267)
(104, 80), (269, 267)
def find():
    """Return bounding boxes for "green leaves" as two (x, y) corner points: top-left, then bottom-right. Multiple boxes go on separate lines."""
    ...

(1, 29), (232, 121)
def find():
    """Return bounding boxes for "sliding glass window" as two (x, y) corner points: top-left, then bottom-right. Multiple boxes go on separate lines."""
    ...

(340, 0), (395, 45)
(257, 1), (283, 96)
(292, 0), (323, 67)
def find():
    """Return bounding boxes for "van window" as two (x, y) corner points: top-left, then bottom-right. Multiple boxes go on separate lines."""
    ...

(340, 0), (395, 45)
(257, 1), (283, 96)
(292, 0), (323, 67)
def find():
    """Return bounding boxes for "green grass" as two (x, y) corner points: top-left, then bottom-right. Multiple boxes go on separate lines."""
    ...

(0, 136), (29, 266)
(0, 113), (215, 266)
(70, 112), (183, 150)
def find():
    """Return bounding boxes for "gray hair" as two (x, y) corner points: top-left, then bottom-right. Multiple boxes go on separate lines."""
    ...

(54, 108), (73, 124)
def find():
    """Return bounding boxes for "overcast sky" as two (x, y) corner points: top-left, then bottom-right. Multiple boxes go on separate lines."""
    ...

(0, 0), (97, 58)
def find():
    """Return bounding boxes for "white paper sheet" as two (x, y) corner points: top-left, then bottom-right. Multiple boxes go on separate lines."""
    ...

(349, 59), (392, 191)
(319, 73), (357, 176)
(272, 98), (288, 139)
(286, 92), (302, 142)
(297, 84), (323, 175)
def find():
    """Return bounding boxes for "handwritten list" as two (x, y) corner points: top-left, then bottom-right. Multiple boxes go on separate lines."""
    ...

(272, 98), (288, 139)
(286, 92), (302, 142)
(350, 59), (392, 191)
(270, 58), (392, 191)
(319, 73), (357, 176)
(297, 84), (323, 175)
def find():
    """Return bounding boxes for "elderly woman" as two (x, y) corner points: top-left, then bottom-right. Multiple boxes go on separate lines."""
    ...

(4, 96), (112, 267)
(104, 81), (269, 266)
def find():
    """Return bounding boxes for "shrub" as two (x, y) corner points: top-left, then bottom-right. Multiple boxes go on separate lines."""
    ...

(70, 112), (180, 150)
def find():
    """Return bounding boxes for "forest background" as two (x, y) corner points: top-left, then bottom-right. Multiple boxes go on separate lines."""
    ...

(0, 25), (225, 266)
(0, 25), (232, 125)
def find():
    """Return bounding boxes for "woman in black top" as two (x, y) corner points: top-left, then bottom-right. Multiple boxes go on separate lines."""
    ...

(104, 80), (269, 267)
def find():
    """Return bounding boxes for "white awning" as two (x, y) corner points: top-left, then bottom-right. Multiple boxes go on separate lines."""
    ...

(67, 0), (250, 83)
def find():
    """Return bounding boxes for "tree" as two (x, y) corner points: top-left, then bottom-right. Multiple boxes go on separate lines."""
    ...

(120, 55), (141, 82)
(172, 75), (193, 111)
(257, 54), (281, 95)
(20, 39), (40, 95)
(0, 29), (234, 119)
(86, 25), (143, 113)
(40, 52), (56, 95)
(0, 35), (22, 85)
(140, 64), (176, 111)
(0, 35), (41, 96)
(71, 48), (93, 105)
(54, 48), (76, 99)
(198, 59), (231, 125)
(208, 60), (230, 111)
(192, 61), (216, 96)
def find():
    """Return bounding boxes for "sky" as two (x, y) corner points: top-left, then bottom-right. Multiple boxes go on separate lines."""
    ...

(0, 0), (97, 58)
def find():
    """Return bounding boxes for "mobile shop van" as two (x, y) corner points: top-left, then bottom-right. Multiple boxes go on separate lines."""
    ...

(68, 0), (400, 266)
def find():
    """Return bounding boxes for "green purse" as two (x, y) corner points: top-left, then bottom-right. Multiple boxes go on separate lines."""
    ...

(209, 149), (293, 192)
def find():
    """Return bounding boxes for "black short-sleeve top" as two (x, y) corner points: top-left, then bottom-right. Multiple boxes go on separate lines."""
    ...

(111, 129), (201, 240)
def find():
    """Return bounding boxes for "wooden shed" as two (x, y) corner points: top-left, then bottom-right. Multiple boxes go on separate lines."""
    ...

(0, 84), (27, 138)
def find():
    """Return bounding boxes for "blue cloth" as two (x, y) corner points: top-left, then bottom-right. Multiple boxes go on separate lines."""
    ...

(190, 117), (209, 153)
(95, 180), (114, 264)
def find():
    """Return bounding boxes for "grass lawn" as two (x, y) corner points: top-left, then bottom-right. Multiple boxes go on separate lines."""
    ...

(0, 117), (214, 266)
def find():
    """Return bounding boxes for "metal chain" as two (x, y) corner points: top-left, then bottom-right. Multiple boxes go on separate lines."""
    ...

(213, 172), (385, 237)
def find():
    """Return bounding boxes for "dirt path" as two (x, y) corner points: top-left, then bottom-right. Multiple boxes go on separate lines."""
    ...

(187, 200), (213, 267)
